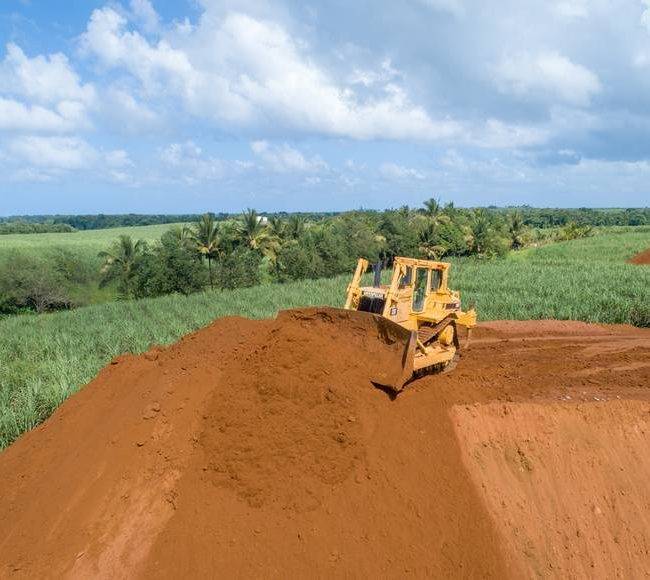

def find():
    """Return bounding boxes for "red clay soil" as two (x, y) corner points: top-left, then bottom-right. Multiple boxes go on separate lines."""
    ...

(628, 247), (650, 264)
(0, 309), (649, 578)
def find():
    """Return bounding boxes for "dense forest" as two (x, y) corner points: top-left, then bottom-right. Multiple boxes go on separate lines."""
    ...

(3, 200), (640, 316)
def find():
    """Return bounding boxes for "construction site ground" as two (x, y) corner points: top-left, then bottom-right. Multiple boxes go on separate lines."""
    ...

(0, 308), (648, 578)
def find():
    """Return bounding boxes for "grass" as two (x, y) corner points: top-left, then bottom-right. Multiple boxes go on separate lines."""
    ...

(0, 228), (648, 450)
(0, 223), (183, 256)
(450, 228), (650, 324)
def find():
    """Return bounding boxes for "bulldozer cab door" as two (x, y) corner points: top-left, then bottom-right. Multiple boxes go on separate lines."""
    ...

(387, 264), (414, 324)
(412, 265), (447, 315)
(422, 265), (452, 319)
(412, 267), (428, 312)
(430, 268), (442, 292)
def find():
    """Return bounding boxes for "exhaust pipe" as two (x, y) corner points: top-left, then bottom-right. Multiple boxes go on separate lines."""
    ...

(372, 261), (382, 287)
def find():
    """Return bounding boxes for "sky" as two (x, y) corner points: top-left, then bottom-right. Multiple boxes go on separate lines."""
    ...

(1, 0), (650, 214)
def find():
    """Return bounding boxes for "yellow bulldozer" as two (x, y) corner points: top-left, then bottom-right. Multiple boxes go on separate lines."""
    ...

(344, 257), (476, 392)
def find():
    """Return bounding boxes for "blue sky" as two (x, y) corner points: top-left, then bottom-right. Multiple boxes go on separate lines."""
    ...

(1, 0), (649, 214)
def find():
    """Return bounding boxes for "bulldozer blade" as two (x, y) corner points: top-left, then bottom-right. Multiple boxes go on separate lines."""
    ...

(274, 307), (415, 394)
(367, 315), (416, 393)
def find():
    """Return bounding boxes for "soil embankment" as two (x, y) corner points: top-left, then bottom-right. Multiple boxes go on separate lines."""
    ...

(628, 247), (650, 264)
(0, 309), (648, 578)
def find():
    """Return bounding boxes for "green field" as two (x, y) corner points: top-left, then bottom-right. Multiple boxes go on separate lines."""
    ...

(0, 223), (183, 255)
(0, 223), (187, 307)
(0, 228), (648, 450)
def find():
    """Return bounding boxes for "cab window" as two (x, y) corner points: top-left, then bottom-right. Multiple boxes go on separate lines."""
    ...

(430, 269), (442, 292)
(412, 268), (427, 311)
(398, 266), (412, 288)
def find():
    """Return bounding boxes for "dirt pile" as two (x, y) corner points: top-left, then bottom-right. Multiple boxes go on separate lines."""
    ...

(454, 400), (650, 577)
(629, 247), (650, 264)
(0, 309), (649, 578)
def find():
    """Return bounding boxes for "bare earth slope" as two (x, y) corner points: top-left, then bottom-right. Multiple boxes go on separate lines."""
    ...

(0, 309), (648, 578)
(628, 247), (650, 264)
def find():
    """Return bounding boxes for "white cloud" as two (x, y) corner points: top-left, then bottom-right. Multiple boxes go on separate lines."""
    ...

(105, 149), (133, 168)
(0, 97), (88, 132)
(80, 7), (196, 97)
(633, 51), (650, 67)
(552, 0), (588, 20)
(0, 43), (94, 133)
(348, 59), (398, 87)
(642, 0), (650, 33)
(470, 119), (550, 148)
(0, 43), (95, 105)
(9, 167), (58, 183)
(79, 7), (459, 140)
(102, 87), (159, 129)
(160, 141), (224, 184)
(8, 136), (97, 170)
(130, 0), (160, 34)
(2, 136), (136, 184)
(494, 51), (601, 106)
(251, 140), (328, 173)
(379, 162), (426, 180)
(439, 148), (466, 169)
(416, 0), (464, 17)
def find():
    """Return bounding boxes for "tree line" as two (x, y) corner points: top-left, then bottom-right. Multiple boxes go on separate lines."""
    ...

(0, 221), (76, 235)
(0, 199), (641, 315)
(97, 201), (598, 301)
(1, 206), (647, 233)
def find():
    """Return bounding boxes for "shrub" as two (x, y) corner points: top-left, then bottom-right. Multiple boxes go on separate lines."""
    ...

(0, 253), (73, 313)
(378, 210), (420, 260)
(215, 248), (262, 289)
(630, 306), (650, 328)
(559, 221), (593, 241)
(134, 232), (207, 297)
(52, 248), (96, 285)
(275, 241), (324, 282)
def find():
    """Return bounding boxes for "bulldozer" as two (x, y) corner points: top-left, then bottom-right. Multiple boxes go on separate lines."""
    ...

(344, 257), (476, 392)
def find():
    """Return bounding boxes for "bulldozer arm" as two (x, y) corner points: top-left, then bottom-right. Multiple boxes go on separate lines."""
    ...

(344, 258), (369, 310)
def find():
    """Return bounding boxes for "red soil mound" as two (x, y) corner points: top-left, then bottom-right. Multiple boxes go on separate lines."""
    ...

(628, 247), (650, 264)
(454, 400), (650, 577)
(0, 309), (649, 578)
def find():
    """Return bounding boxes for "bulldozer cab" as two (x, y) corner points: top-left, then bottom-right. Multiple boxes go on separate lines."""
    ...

(391, 258), (454, 328)
(345, 257), (458, 331)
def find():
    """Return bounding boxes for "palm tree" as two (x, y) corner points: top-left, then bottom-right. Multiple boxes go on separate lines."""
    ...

(422, 197), (442, 219)
(267, 216), (287, 240)
(417, 222), (447, 260)
(422, 197), (451, 226)
(237, 209), (266, 248)
(98, 235), (147, 298)
(397, 205), (411, 218)
(169, 224), (194, 247)
(191, 213), (221, 290)
(286, 215), (305, 240)
(236, 208), (281, 260)
(469, 209), (491, 255)
(507, 211), (527, 250)
(443, 201), (457, 218)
